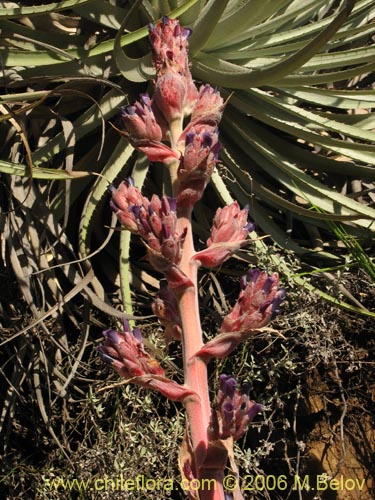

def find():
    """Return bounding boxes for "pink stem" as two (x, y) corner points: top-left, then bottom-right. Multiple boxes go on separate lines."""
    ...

(177, 208), (225, 500)
(177, 208), (210, 461)
(170, 120), (225, 500)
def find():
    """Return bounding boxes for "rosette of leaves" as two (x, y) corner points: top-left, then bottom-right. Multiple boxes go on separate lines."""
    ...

(120, 0), (375, 261)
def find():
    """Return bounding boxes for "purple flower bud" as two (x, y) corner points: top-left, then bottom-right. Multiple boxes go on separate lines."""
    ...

(247, 268), (261, 284)
(134, 101), (146, 116)
(130, 205), (141, 219)
(182, 28), (192, 38)
(219, 374), (237, 399)
(246, 402), (263, 422)
(168, 197), (177, 212)
(185, 131), (195, 146)
(123, 105), (135, 115)
(132, 327), (143, 343)
(222, 400), (234, 425)
(140, 93), (152, 107)
(103, 329), (119, 344)
(245, 221), (255, 232)
(140, 217), (152, 234)
(202, 132), (213, 148)
(97, 347), (114, 365)
(271, 289), (286, 315)
(109, 200), (118, 213)
(263, 276), (276, 294)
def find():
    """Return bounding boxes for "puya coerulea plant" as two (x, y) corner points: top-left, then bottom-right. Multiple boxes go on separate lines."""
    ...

(97, 17), (285, 500)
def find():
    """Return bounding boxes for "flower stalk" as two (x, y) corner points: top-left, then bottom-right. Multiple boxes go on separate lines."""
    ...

(99, 16), (285, 500)
(175, 208), (211, 470)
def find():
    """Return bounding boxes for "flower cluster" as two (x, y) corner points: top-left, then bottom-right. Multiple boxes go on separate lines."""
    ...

(119, 98), (178, 164)
(179, 84), (224, 143)
(193, 201), (254, 268)
(149, 17), (198, 122)
(209, 374), (262, 442)
(195, 269), (285, 361)
(149, 17), (191, 76)
(221, 269), (286, 333)
(177, 128), (221, 207)
(118, 18), (225, 206)
(97, 319), (164, 378)
(120, 17), (199, 154)
(152, 282), (182, 342)
(109, 178), (144, 232)
(120, 94), (164, 143)
(97, 320), (194, 402)
(110, 179), (191, 288)
(208, 202), (254, 247)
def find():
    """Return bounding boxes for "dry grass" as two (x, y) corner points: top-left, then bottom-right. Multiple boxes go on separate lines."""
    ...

(1, 240), (374, 499)
(1, 4), (375, 499)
